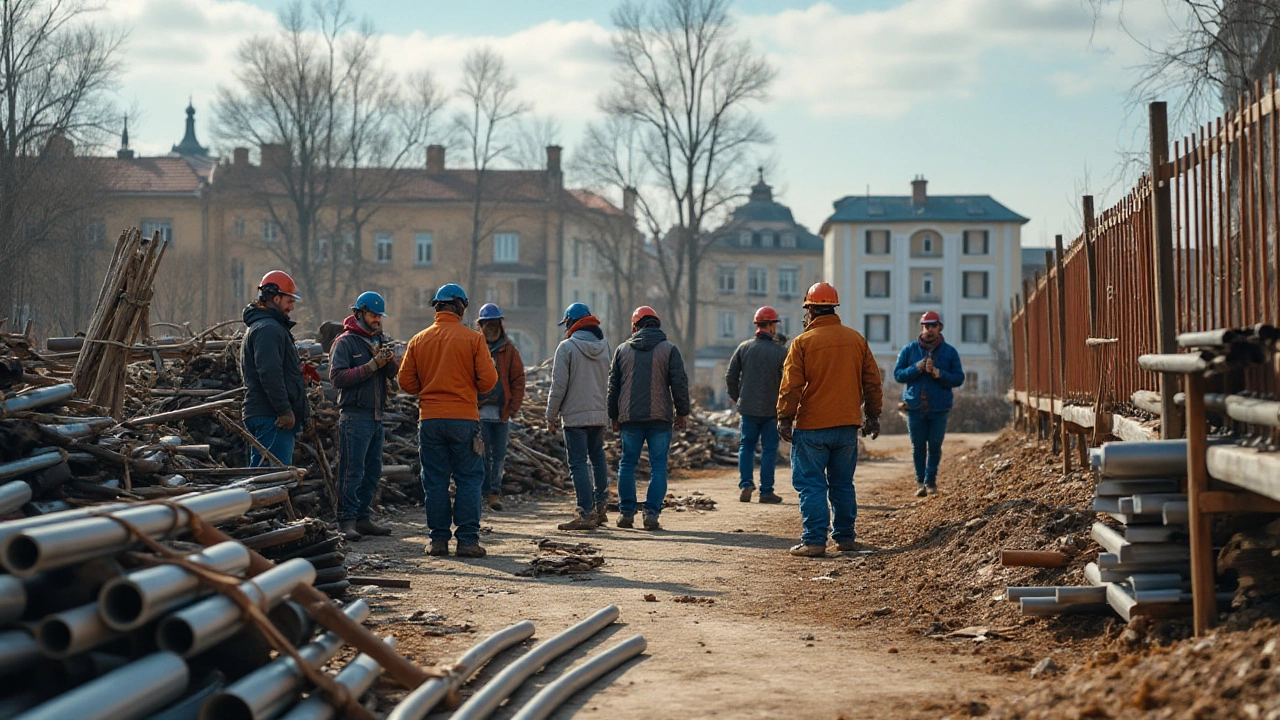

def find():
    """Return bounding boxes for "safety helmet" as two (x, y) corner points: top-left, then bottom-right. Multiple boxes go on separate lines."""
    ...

(353, 291), (387, 316)
(559, 302), (591, 326)
(259, 270), (301, 299)
(753, 306), (779, 323)
(631, 306), (659, 324)
(431, 283), (469, 307)
(920, 310), (943, 325)
(478, 303), (503, 321)
(802, 282), (839, 307)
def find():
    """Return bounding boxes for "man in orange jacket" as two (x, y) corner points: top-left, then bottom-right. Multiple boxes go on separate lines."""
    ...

(398, 283), (498, 559)
(777, 282), (883, 557)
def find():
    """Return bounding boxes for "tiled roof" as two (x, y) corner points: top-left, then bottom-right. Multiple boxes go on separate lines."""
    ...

(89, 157), (205, 195)
(825, 195), (1029, 225)
(567, 189), (626, 216)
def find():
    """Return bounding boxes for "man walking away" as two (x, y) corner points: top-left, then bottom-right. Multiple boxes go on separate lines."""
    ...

(777, 282), (883, 557)
(608, 306), (691, 531)
(894, 311), (964, 497)
(241, 270), (309, 467)
(547, 302), (612, 531)
(329, 291), (398, 541)
(398, 284), (498, 559)
(476, 303), (526, 511)
(726, 306), (788, 504)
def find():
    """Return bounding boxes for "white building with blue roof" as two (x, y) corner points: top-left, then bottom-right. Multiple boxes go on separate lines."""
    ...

(820, 177), (1028, 395)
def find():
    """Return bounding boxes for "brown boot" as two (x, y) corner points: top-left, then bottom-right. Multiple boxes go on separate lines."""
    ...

(488, 494), (504, 511)
(558, 510), (598, 531)
(642, 512), (662, 531)
(355, 517), (392, 536)
(788, 543), (826, 557)
(426, 540), (449, 556)
(455, 543), (487, 558)
(339, 519), (363, 542)
(616, 514), (634, 529)
(758, 492), (782, 504)
(739, 487), (754, 502)
(593, 505), (609, 527)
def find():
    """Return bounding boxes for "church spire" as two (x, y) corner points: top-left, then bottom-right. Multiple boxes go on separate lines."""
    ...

(172, 99), (209, 157)
(116, 114), (134, 159)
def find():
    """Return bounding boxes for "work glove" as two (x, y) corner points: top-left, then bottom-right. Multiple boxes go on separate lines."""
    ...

(275, 411), (296, 430)
(779, 417), (794, 443)
(862, 415), (880, 439)
(547, 418), (559, 433)
(674, 415), (688, 430)
(611, 420), (621, 432)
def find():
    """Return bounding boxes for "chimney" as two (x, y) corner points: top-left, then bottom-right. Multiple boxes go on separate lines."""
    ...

(622, 186), (637, 218)
(260, 143), (290, 169)
(426, 144), (445, 173)
(911, 175), (928, 207)
(232, 147), (249, 167)
(545, 145), (562, 174)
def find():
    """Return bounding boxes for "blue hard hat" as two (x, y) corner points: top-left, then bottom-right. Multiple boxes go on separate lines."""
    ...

(431, 283), (469, 306)
(353, 291), (387, 316)
(478, 303), (503, 321)
(559, 302), (591, 326)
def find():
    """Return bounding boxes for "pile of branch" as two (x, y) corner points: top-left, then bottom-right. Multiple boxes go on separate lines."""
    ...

(517, 538), (605, 577)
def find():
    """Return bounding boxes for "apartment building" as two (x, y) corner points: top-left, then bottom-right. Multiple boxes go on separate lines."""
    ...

(821, 177), (1027, 394)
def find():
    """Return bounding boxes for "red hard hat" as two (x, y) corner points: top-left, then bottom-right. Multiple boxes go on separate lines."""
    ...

(754, 306), (779, 323)
(631, 306), (659, 324)
(802, 282), (839, 307)
(259, 270), (301, 299)
(920, 311), (942, 325)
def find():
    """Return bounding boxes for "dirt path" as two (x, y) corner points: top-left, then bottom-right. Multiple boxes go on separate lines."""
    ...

(355, 433), (1024, 719)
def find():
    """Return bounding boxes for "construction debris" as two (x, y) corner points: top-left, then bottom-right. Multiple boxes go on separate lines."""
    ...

(663, 492), (717, 511)
(518, 538), (605, 577)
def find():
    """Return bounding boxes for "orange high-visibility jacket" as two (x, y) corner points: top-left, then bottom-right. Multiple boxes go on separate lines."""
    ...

(777, 314), (883, 430)
(398, 312), (498, 421)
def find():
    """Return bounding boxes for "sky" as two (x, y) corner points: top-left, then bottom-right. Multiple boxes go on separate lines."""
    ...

(105, 0), (1192, 248)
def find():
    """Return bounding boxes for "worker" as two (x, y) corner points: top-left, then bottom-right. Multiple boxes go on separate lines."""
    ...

(328, 291), (398, 541)
(546, 302), (611, 531)
(475, 303), (526, 512)
(607, 306), (691, 531)
(725, 306), (788, 504)
(894, 310), (964, 497)
(777, 282), (882, 557)
(398, 283), (498, 559)
(240, 270), (309, 467)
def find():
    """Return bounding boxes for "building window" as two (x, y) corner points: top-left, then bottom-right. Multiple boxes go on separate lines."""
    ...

(141, 219), (173, 245)
(747, 267), (768, 296)
(865, 270), (890, 298)
(922, 236), (933, 254)
(262, 221), (279, 243)
(339, 234), (354, 264)
(963, 271), (989, 299)
(414, 288), (432, 308)
(316, 237), (330, 263)
(964, 230), (989, 255)
(780, 315), (793, 337)
(911, 230), (941, 258)
(233, 217), (246, 237)
(922, 273), (934, 297)
(865, 230), (890, 255)
(414, 233), (433, 266)
(230, 259), (245, 301)
(375, 233), (393, 264)
(718, 311), (736, 339)
(717, 265), (737, 294)
(962, 314), (989, 343)
(778, 267), (799, 297)
(781, 232), (796, 248)
(84, 219), (107, 248)
(864, 314), (890, 343)
(494, 233), (519, 263)
(738, 230), (752, 247)
(965, 371), (980, 390)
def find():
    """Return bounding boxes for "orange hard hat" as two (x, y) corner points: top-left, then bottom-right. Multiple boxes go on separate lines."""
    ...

(802, 282), (839, 307)
(259, 270), (300, 299)
(631, 306), (659, 324)
(754, 306), (779, 323)
(920, 311), (943, 325)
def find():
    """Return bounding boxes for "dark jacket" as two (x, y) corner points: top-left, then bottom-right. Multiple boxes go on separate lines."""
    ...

(725, 333), (788, 417)
(478, 336), (526, 422)
(329, 315), (399, 418)
(607, 327), (690, 425)
(240, 304), (310, 423)
(893, 338), (964, 412)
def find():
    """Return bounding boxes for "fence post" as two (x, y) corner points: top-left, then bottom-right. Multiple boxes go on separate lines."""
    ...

(1082, 196), (1098, 336)
(1054, 235), (1071, 474)
(1043, 252), (1058, 452)
(1149, 101), (1183, 438)
(1024, 277), (1037, 437)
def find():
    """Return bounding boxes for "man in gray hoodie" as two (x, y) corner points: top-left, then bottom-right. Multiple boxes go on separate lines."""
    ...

(547, 302), (612, 530)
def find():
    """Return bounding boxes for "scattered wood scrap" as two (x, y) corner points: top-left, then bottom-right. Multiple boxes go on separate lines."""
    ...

(664, 492), (717, 511)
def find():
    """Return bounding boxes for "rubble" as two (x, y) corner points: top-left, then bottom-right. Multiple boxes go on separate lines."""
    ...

(518, 538), (605, 577)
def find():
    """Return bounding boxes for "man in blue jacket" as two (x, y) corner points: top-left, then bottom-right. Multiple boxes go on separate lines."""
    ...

(893, 311), (964, 497)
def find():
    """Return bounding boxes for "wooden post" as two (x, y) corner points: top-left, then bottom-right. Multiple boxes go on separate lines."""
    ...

(1149, 102), (1183, 438)
(1184, 372), (1215, 635)
(1043, 253), (1058, 454)
(1022, 278), (1036, 437)
(1054, 235), (1071, 474)
(1082, 196), (1098, 336)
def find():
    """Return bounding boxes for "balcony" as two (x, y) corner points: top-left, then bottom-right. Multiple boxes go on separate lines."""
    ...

(910, 250), (943, 259)
(911, 294), (940, 304)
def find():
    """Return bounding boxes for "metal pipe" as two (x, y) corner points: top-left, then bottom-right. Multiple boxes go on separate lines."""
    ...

(2, 489), (253, 577)
(1004, 587), (1059, 601)
(36, 601), (118, 658)
(0, 452), (64, 481)
(275, 636), (396, 720)
(1, 384), (75, 416)
(200, 600), (370, 720)
(509, 635), (647, 720)
(39, 418), (115, 439)
(1137, 353), (1210, 374)
(450, 606), (620, 720)
(0, 629), (40, 676)
(386, 621), (536, 720)
(0, 480), (32, 515)
(0, 502), (128, 548)
(14, 651), (189, 720)
(1089, 440), (1188, 478)
(157, 558), (316, 657)
(0, 574), (25, 624)
(98, 541), (251, 631)
(1177, 328), (1240, 348)
(1173, 392), (1229, 411)
(1224, 394), (1280, 428)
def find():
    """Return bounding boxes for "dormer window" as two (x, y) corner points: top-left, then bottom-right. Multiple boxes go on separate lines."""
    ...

(781, 232), (796, 248)
(738, 230), (752, 247)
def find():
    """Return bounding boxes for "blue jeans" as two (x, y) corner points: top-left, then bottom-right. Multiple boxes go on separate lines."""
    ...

(245, 415), (297, 467)
(564, 426), (609, 515)
(336, 413), (383, 521)
(480, 420), (510, 496)
(790, 425), (859, 546)
(738, 414), (779, 493)
(906, 410), (950, 486)
(418, 419), (484, 546)
(617, 423), (671, 518)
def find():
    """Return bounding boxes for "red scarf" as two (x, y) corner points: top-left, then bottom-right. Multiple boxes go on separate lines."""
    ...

(566, 315), (601, 338)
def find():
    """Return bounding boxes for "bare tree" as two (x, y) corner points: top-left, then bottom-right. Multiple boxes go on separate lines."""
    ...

(511, 115), (562, 170)
(601, 0), (775, 352)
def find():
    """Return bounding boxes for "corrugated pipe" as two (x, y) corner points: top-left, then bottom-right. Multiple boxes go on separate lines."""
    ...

(14, 650), (189, 720)
(0, 480), (32, 516)
(385, 621), (536, 720)
(99, 541), (251, 631)
(0, 629), (41, 676)
(1089, 440), (1187, 478)
(0, 452), (65, 481)
(275, 636), (396, 720)
(509, 634), (647, 720)
(450, 606), (620, 720)
(1, 384), (75, 416)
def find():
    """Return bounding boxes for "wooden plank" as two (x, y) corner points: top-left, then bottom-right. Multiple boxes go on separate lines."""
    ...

(1185, 374), (1215, 636)
(1000, 550), (1068, 568)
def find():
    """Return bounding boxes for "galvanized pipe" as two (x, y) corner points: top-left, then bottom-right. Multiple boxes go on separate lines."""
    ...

(0, 502), (128, 548)
(385, 621), (536, 720)
(15, 651), (189, 720)
(98, 541), (251, 631)
(1, 384), (75, 416)
(36, 601), (118, 658)
(1176, 328), (1240, 348)
(0, 574), (25, 624)
(450, 606), (620, 720)
(0, 452), (65, 481)
(509, 635), (647, 720)
(1137, 353), (1210, 374)
(1089, 440), (1188, 478)
(2, 489), (253, 577)
(39, 418), (115, 439)
(1224, 394), (1280, 428)
(0, 629), (40, 676)
(200, 600), (370, 720)
(157, 558), (316, 657)
(0, 480), (32, 515)
(276, 636), (396, 720)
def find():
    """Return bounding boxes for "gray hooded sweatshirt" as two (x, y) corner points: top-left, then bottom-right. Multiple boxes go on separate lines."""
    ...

(546, 325), (611, 427)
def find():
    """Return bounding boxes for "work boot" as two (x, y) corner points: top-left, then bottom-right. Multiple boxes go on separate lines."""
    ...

(642, 512), (662, 531)
(558, 510), (597, 531)
(488, 493), (504, 511)
(915, 483), (928, 498)
(926, 484), (939, 496)
(834, 538), (874, 552)
(758, 492), (782, 504)
(616, 514), (635, 529)
(339, 520), (363, 542)
(355, 517), (392, 537)
(593, 505), (609, 527)
(426, 540), (449, 556)
(739, 487), (754, 503)
(455, 544), (487, 559)
(788, 543), (826, 557)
